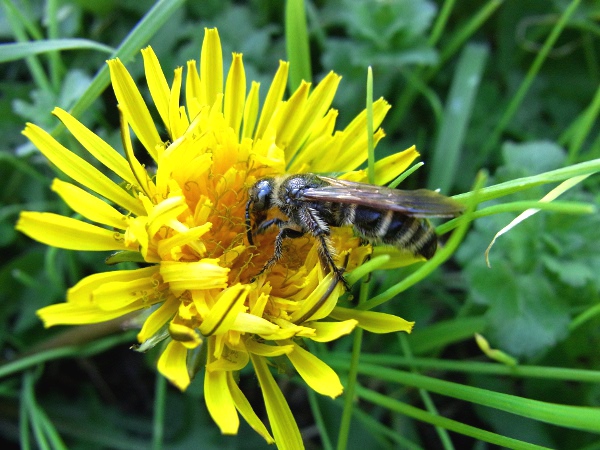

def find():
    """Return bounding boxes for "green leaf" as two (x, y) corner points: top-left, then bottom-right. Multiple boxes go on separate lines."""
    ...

(502, 141), (567, 176)
(343, 0), (436, 44)
(478, 267), (571, 359)
(542, 255), (595, 288)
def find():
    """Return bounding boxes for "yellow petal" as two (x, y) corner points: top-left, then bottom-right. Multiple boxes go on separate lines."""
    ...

(282, 340), (343, 398)
(169, 67), (188, 139)
(157, 340), (190, 391)
(168, 322), (202, 349)
(138, 294), (179, 342)
(219, 245), (246, 268)
(245, 339), (294, 357)
(141, 46), (170, 135)
(119, 110), (155, 199)
(287, 71), (341, 157)
(335, 127), (386, 173)
(22, 123), (145, 216)
(330, 307), (415, 334)
(259, 327), (305, 341)
(250, 353), (303, 450)
(249, 291), (269, 318)
(300, 108), (338, 151)
(209, 92), (224, 117)
(255, 60), (289, 139)
(160, 260), (229, 291)
(306, 320), (358, 342)
(150, 139), (181, 197)
(204, 365), (239, 435)
(200, 28), (223, 108)
(341, 145), (420, 185)
(224, 53), (246, 137)
(288, 123), (341, 173)
(156, 223), (211, 260)
(340, 97), (389, 152)
(52, 107), (138, 187)
(51, 179), (127, 230)
(146, 196), (188, 238)
(17, 212), (129, 251)
(273, 81), (310, 160)
(206, 346), (248, 372)
(226, 372), (274, 443)
(108, 58), (162, 161)
(93, 275), (161, 310)
(374, 145), (419, 185)
(126, 215), (154, 261)
(199, 284), (249, 336)
(231, 312), (280, 335)
(310, 135), (345, 172)
(242, 81), (259, 139)
(68, 266), (159, 304)
(329, 98), (391, 172)
(185, 59), (202, 119)
(289, 273), (343, 323)
(37, 300), (145, 327)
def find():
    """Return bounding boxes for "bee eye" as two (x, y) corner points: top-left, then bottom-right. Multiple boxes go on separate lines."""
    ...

(252, 179), (273, 210)
(257, 191), (268, 205)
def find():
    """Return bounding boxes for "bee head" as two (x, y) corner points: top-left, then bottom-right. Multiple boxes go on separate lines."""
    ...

(245, 178), (275, 245)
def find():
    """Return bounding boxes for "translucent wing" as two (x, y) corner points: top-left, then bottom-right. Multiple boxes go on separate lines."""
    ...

(300, 176), (465, 218)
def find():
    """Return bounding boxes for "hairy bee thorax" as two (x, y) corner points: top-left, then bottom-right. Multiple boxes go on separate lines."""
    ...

(274, 174), (327, 209)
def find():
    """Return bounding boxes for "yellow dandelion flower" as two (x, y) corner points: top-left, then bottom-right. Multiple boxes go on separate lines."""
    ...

(16, 27), (418, 448)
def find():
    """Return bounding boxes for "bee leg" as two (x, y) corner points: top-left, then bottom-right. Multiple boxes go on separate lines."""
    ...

(297, 207), (351, 291)
(255, 218), (287, 235)
(253, 227), (305, 279)
(362, 252), (373, 283)
(316, 234), (351, 291)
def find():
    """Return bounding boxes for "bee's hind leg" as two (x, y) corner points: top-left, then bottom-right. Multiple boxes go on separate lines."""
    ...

(316, 234), (351, 291)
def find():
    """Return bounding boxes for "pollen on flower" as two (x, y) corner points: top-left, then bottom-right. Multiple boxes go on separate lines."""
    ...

(17, 27), (418, 447)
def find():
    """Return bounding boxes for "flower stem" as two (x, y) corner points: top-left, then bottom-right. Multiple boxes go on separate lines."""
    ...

(151, 374), (167, 450)
(336, 280), (368, 450)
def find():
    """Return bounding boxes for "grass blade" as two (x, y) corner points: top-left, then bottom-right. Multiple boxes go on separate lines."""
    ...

(428, 43), (488, 192)
(285, 0), (312, 90)
(0, 40), (114, 62)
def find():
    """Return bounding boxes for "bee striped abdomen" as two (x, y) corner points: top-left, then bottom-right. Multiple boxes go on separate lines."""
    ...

(352, 205), (437, 259)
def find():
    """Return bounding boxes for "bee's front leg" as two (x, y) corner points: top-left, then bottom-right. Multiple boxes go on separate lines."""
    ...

(255, 217), (287, 235)
(252, 227), (305, 280)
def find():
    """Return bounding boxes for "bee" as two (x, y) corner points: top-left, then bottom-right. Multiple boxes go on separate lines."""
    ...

(245, 173), (464, 289)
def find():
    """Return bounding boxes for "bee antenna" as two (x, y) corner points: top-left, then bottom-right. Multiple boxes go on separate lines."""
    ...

(245, 199), (255, 246)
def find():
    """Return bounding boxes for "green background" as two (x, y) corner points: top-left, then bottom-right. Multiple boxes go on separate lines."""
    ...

(1, 0), (600, 448)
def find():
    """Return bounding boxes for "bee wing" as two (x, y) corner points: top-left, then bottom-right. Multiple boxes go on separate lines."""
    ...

(300, 176), (465, 218)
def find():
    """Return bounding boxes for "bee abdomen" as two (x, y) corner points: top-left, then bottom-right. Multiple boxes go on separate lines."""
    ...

(353, 206), (437, 260)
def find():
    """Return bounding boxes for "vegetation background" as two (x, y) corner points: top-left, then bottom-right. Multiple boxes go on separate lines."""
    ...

(1, 0), (600, 448)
